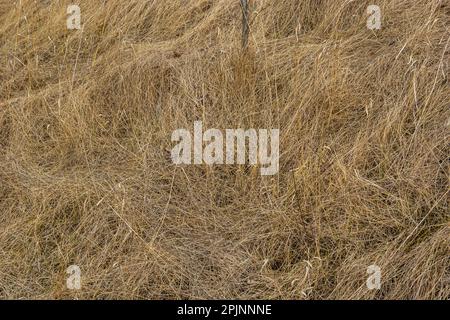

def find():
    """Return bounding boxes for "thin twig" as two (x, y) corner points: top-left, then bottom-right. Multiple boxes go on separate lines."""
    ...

(240, 0), (250, 49)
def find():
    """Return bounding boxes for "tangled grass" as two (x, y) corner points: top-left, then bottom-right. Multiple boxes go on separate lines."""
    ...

(0, 0), (449, 299)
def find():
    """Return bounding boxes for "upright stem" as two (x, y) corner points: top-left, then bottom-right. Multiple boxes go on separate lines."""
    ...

(240, 0), (250, 49)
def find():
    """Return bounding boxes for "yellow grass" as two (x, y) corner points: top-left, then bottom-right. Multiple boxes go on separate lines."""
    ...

(0, 0), (449, 299)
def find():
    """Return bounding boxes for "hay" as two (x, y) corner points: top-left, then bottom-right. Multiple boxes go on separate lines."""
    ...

(0, 0), (448, 299)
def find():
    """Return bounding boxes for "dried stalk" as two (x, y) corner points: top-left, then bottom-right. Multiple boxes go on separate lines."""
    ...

(240, 0), (250, 49)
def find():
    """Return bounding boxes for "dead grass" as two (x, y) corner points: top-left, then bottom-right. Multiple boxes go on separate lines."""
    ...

(0, 0), (449, 299)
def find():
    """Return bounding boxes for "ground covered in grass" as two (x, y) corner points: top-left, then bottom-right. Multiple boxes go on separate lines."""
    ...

(0, 0), (448, 299)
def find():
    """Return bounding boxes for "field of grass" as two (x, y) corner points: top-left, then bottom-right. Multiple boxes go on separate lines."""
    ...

(0, 0), (448, 299)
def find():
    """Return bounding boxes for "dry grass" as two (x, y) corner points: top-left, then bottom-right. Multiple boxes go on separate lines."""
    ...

(0, 0), (449, 299)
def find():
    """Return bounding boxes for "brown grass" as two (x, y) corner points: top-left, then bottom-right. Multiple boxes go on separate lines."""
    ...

(0, 0), (449, 299)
